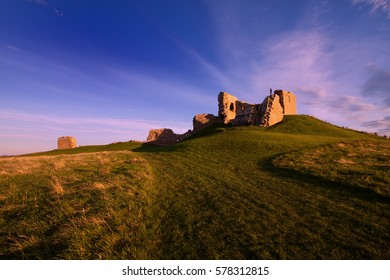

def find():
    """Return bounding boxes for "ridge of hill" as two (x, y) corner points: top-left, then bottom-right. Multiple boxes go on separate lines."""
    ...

(1, 115), (389, 259)
(265, 115), (365, 137)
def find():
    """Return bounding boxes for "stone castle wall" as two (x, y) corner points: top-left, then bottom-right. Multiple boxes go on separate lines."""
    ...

(58, 136), (77, 149)
(218, 89), (296, 127)
(259, 94), (284, 126)
(193, 114), (219, 131)
(218, 92), (238, 124)
(147, 128), (192, 146)
(275, 90), (297, 115)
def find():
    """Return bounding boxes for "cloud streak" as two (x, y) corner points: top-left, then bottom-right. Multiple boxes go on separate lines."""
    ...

(361, 115), (390, 135)
(3, 45), (21, 51)
(27, 0), (64, 17)
(1, 46), (216, 119)
(0, 110), (190, 155)
(351, 0), (390, 19)
(252, 31), (332, 98)
(362, 64), (390, 105)
(327, 95), (375, 112)
(169, 37), (232, 87)
(0, 111), (189, 131)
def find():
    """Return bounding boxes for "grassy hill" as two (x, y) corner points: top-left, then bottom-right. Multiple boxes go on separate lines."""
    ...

(1, 115), (389, 259)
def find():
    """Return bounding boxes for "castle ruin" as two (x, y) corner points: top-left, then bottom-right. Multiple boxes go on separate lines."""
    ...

(57, 136), (77, 149)
(218, 90), (296, 126)
(147, 89), (297, 145)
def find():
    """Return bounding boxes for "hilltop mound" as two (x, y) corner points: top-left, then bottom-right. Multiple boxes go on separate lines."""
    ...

(182, 115), (370, 145)
(266, 115), (365, 137)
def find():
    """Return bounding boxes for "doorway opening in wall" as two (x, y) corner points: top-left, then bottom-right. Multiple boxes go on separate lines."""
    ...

(229, 103), (234, 111)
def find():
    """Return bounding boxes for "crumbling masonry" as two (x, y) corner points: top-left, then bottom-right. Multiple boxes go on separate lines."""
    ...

(147, 89), (297, 145)
(218, 90), (296, 126)
(58, 136), (77, 149)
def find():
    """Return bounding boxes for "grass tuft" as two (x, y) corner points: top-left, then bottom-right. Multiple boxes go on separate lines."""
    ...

(50, 176), (64, 196)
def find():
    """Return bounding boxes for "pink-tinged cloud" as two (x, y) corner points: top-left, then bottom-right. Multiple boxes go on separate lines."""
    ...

(362, 115), (390, 135)
(251, 31), (333, 100)
(0, 110), (190, 155)
(362, 64), (390, 105)
(0, 111), (189, 131)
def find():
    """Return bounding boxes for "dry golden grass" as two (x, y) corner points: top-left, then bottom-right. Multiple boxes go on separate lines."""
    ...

(92, 182), (106, 190)
(50, 176), (64, 196)
(0, 150), (153, 259)
(0, 151), (144, 177)
(0, 157), (42, 175)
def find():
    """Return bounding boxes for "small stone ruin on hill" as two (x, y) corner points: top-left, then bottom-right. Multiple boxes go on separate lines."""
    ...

(146, 128), (191, 146)
(147, 89), (297, 146)
(58, 136), (77, 149)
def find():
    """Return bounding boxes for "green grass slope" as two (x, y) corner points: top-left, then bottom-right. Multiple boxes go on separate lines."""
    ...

(265, 115), (360, 137)
(1, 115), (389, 259)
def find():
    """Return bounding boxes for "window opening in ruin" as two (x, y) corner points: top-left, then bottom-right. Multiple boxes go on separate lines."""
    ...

(229, 103), (234, 111)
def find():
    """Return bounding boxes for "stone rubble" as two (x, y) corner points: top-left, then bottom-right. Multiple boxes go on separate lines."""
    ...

(146, 128), (192, 146)
(193, 113), (220, 132)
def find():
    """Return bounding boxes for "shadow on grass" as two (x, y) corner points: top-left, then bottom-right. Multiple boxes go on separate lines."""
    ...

(182, 123), (227, 141)
(132, 142), (183, 153)
(259, 156), (390, 205)
(0, 222), (69, 260)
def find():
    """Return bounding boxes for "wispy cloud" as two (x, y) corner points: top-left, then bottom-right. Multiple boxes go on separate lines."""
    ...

(361, 64), (390, 105)
(27, 0), (64, 17)
(351, 0), (390, 19)
(0, 109), (194, 155)
(327, 95), (375, 112)
(0, 111), (189, 132)
(134, 4), (232, 90)
(169, 37), (232, 87)
(361, 115), (390, 135)
(105, 66), (216, 110)
(252, 31), (332, 98)
(0, 46), (216, 119)
(3, 45), (21, 51)
(205, 1), (335, 103)
(250, 30), (382, 125)
(28, 0), (47, 5)
(0, 110), (191, 155)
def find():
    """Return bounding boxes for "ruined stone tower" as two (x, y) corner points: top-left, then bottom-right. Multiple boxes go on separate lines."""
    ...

(57, 136), (77, 149)
(259, 94), (284, 126)
(218, 90), (297, 127)
(218, 92), (238, 124)
(274, 90), (297, 115)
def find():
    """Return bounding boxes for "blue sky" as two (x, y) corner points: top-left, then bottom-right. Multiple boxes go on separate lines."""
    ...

(1, 0), (390, 155)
